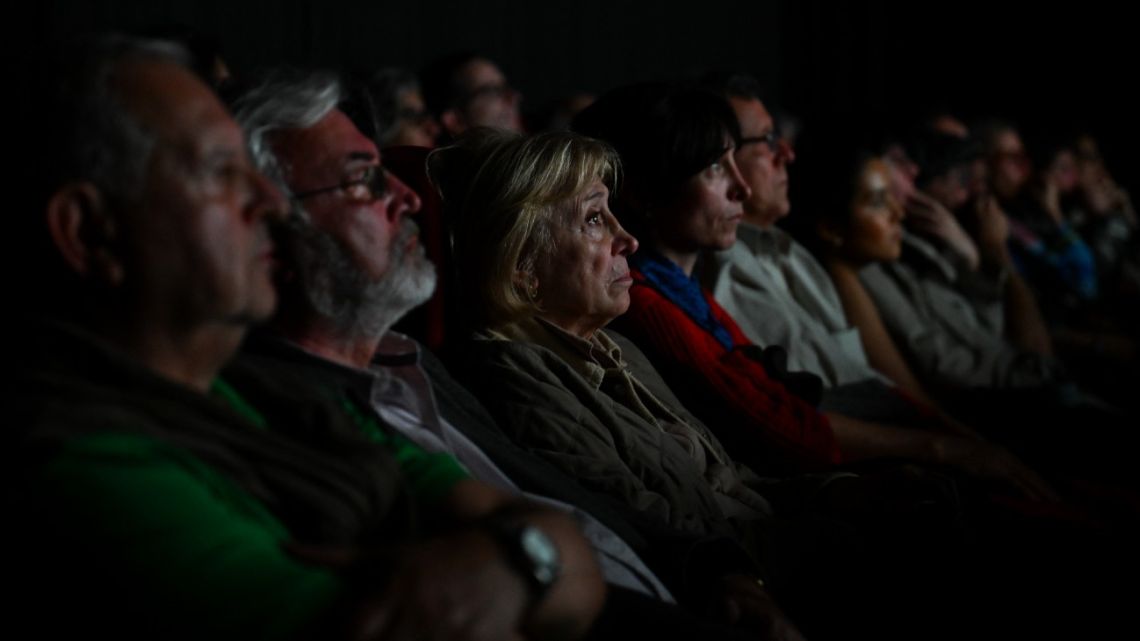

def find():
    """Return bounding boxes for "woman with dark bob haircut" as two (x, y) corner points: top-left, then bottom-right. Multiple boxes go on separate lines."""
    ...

(573, 84), (1053, 499)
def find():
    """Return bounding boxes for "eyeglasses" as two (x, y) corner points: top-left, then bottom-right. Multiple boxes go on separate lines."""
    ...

(738, 131), (785, 154)
(291, 165), (390, 202)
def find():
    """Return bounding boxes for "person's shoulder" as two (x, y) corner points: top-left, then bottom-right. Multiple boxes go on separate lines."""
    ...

(463, 332), (569, 376)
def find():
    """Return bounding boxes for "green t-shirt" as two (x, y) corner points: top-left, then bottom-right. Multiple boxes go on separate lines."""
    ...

(26, 380), (470, 640)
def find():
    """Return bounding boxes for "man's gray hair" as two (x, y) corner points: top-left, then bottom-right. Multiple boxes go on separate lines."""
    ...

(231, 70), (342, 207)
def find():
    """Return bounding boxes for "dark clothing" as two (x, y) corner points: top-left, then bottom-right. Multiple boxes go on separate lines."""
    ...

(8, 318), (448, 640)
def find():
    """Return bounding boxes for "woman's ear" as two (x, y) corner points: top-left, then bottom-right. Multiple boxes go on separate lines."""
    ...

(45, 183), (125, 286)
(513, 269), (539, 301)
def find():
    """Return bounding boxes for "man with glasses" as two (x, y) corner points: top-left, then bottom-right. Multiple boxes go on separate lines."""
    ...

(421, 52), (523, 143)
(698, 74), (887, 391)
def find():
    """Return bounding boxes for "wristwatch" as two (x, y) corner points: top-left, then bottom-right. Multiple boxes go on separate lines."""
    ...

(487, 521), (562, 604)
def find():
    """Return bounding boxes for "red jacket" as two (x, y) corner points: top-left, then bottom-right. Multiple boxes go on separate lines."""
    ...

(611, 269), (842, 473)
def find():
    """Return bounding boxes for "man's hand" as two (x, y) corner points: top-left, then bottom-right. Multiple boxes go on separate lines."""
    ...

(717, 574), (808, 641)
(906, 190), (980, 271)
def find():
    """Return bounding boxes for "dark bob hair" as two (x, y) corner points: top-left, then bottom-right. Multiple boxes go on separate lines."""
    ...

(572, 83), (740, 201)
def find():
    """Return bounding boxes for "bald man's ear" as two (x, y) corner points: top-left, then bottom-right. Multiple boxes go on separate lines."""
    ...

(439, 108), (465, 138)
(45, 183), (125, 286)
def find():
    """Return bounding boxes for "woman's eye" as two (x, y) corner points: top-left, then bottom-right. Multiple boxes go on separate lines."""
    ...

(586, 211), (603, 226)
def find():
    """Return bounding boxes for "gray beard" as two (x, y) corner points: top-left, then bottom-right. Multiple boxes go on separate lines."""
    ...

(291, 218), (437, 339)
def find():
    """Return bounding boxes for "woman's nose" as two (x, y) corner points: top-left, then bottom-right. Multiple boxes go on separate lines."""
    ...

(727, 158), (752, 202)
(613, 221), (638, 256)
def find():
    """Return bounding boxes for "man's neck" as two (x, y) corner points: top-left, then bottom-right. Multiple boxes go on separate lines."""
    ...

(272, 313), (385, 371)
(93, 313), (245, 393)
(741, 212), (775, 229)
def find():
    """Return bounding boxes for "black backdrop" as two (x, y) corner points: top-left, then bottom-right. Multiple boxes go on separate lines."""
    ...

(23, 0), (1139, 193)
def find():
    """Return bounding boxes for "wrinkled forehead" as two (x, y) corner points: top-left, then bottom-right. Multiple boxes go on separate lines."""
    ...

(271, 109), (380, 185)
(552, 178), (609, 220)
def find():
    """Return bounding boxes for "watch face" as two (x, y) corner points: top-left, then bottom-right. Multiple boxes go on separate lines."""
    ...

(520, 526), (560, 584)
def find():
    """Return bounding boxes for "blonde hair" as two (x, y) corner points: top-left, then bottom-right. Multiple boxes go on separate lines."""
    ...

(430, 129), (619, 329)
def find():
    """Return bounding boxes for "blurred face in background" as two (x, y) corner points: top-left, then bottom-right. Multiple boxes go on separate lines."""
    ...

(988, 128), (1031, 200)
(444, 58), (523, 135)
(839, 159), (905, 264)
(386, 87), (441, 148)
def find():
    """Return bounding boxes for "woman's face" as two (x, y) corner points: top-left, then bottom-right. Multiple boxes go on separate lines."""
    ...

(988, 129), (1031, 200)
(841, 159), (905, 264)
(1048, 149), (1080, 194)
(655, 146), (751, 254)
(534, 179), (639, 338)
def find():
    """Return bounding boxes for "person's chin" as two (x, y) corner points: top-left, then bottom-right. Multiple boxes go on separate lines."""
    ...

(716, 229), (738, 249)
(610, 297), (631, 319)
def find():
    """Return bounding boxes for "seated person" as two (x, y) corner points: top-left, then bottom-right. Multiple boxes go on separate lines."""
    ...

(977, 120), (1099, 316)
(10, 35), (604, 641)
(420, 52), (523, 143)
(698, 74), (882, 390)
(347, 67), (442, 148)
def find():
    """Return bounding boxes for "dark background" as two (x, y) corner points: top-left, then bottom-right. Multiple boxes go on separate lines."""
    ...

(24, 0), (1139, 193)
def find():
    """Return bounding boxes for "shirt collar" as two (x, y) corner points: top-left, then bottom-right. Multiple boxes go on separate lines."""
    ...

(479, 316), (625, 390)
(373, 331), (421, 367)
(737, 221), (792, 256)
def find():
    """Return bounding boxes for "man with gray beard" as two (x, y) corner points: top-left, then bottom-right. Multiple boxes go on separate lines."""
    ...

(229, 72), (806, 640)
